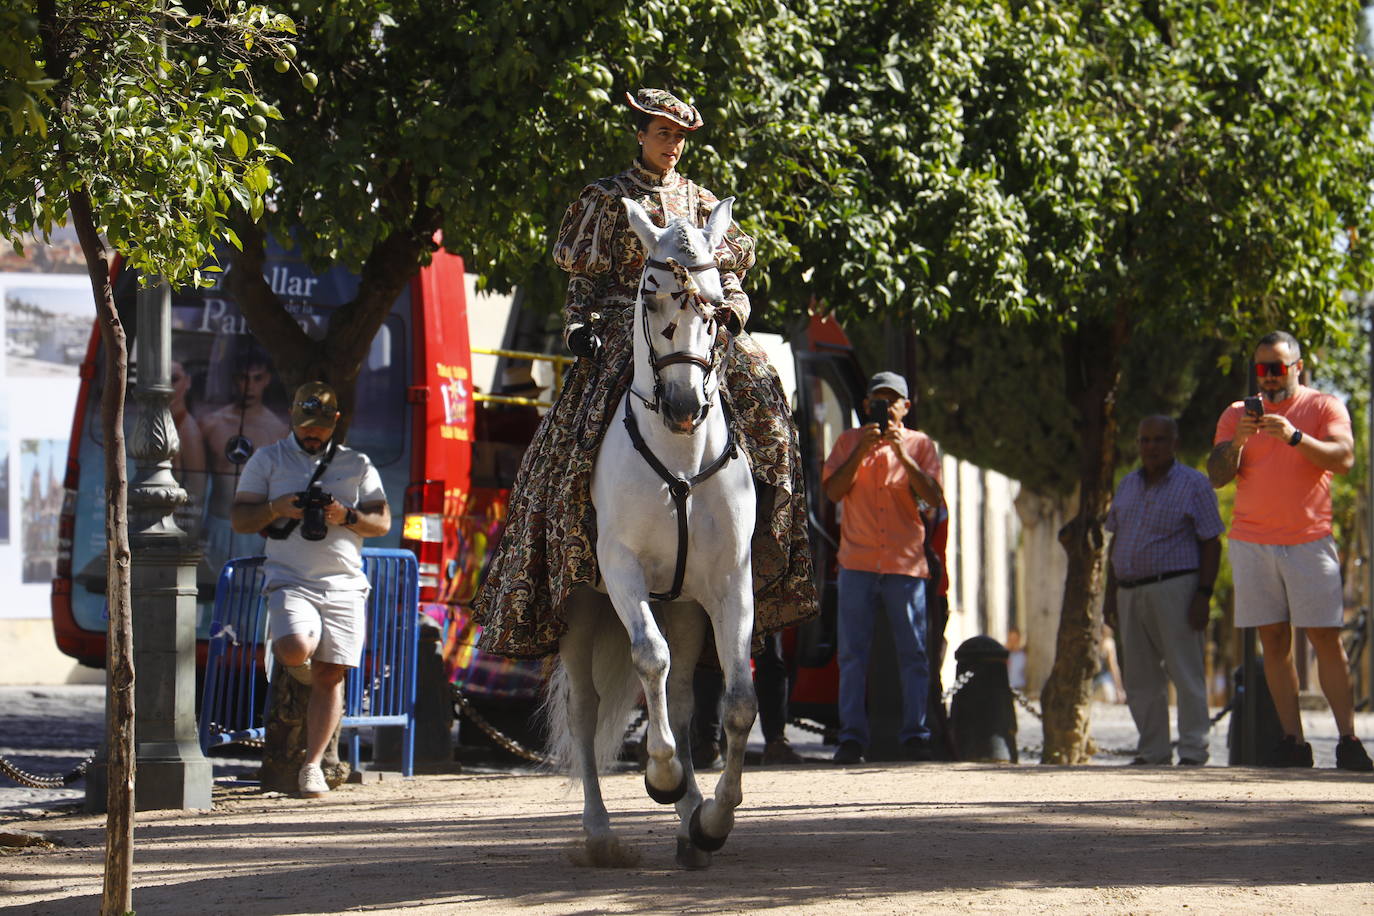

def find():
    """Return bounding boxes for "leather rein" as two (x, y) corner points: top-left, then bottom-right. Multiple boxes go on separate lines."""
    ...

(623, 255), (740, 602)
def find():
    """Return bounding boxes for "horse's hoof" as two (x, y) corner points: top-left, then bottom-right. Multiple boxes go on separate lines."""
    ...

(644, 769), (688, 805)
(688, 802), (729, 852)
(675, 836), (712, 870)
(572, 833), (642, 868)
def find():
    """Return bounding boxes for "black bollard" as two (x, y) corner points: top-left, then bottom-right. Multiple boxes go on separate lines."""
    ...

(948, 636), (1017, 763)
(1226, 660), (1285, 766)
(377, 620), (455, 767)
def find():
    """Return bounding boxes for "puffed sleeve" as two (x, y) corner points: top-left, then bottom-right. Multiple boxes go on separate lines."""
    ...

(697, 185), (756, 275)
(697, 186), (755, 329)
(552, 183), (620, 328)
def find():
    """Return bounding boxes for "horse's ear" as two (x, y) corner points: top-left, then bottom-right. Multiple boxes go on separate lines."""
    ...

(622, 197), (666, 251)
(704, 197), (734, 252)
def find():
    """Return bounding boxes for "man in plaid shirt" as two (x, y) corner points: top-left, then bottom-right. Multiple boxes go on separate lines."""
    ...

(1105, 415), (1224, 766)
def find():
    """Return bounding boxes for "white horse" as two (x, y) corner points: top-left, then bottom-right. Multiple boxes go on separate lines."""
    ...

(544, 196), (757, 869)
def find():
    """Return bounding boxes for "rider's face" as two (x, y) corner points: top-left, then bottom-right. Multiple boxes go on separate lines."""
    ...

(637, 117), (688, 173)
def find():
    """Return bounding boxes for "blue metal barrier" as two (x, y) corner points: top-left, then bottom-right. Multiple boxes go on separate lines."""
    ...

(198, 548), (420, 778)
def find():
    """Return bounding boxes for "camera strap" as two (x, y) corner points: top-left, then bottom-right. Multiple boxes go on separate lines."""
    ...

(261, 439), (339, 540)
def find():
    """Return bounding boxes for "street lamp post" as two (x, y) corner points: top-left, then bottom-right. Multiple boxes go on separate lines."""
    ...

(86, 279), (211, 811)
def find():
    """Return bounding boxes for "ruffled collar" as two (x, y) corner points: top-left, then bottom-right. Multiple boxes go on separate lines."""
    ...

(628, 158), (680, 191)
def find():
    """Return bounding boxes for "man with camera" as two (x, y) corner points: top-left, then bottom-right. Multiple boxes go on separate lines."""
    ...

(822, 371), (944, 764)
(1208, 331), (1371, 771)
(1105, 415), (1223, 766)
(230, 381), (391, 797)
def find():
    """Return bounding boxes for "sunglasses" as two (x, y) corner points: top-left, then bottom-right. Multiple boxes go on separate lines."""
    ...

(1254, 360), (1297, 378)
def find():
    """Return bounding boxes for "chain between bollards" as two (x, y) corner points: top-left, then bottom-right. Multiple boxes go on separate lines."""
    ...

(0, 752), (95, 789)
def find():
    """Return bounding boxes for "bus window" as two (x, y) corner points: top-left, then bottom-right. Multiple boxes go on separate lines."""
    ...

(68, 293), (408, 639)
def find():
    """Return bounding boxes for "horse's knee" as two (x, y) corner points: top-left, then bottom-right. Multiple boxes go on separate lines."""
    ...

(629, 632), (671, 683)
(721, 687), (758, 736)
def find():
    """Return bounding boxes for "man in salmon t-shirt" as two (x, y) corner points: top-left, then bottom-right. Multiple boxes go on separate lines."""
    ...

(1209, 331), (1372, 771)
(823, 371), (944, 765)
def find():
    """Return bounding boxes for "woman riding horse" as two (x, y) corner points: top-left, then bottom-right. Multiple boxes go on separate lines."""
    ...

(474, 88), (817, 659)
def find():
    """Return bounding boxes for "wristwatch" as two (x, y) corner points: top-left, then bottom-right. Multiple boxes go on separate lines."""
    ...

(1288, 429), (1303, 447)
(344, 507), (359, 527)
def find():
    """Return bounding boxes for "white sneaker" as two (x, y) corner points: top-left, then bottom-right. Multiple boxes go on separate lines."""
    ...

(298, 763), (329, 798)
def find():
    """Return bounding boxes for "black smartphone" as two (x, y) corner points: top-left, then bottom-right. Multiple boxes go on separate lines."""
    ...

(1244, 396), (1264, 419)
(867, 398), (890, 431)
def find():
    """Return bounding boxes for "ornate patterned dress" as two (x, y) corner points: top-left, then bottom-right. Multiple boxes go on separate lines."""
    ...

(473, 160), (817, 658)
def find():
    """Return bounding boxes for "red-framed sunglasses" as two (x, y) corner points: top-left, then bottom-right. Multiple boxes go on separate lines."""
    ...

(1254, 360), (1297, 378)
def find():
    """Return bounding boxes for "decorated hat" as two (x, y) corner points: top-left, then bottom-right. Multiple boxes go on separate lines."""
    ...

(290, 380), (340, 430)
(625, 88), (703, 130)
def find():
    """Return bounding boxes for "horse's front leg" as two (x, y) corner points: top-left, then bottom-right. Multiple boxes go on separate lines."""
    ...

(694, 571), (757, 852)
(600, 554), (686, 804)
(660, 603), (712, 868)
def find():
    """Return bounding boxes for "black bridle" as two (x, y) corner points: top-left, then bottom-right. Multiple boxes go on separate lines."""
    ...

(629, 257), (729, 427)
(623, 254), (740, 602)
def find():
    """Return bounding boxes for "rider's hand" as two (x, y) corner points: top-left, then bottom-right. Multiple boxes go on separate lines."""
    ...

(716, 307), (742, 336)
(566, 323), (601, 359)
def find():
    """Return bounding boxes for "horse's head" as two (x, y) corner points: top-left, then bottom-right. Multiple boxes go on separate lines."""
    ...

(622, 195), (734, 433)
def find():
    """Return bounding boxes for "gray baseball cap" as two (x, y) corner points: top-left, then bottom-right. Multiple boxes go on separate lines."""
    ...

(867, 371), (908, 400)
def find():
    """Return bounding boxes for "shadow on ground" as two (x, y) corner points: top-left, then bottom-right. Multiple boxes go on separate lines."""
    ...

(3, 766), (1371, 914)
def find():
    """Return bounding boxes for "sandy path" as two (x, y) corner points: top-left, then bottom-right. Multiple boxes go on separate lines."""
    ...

(3, 761), (1372, 915)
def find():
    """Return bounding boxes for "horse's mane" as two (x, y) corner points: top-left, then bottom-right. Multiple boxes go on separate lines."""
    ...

(661, 217), (710, 264)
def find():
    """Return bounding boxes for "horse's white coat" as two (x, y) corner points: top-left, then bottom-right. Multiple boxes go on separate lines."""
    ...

(545, 197), (759, 868)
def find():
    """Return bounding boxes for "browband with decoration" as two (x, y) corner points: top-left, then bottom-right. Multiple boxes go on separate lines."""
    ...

(646, 258), (715, 273)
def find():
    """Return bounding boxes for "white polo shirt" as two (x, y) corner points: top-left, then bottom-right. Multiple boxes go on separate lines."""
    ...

(236, 435), (385, 592)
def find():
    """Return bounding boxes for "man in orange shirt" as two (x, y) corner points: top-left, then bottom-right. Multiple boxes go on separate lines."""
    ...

(1209, 331), (1372, 770)
(823, 372), (944, 764)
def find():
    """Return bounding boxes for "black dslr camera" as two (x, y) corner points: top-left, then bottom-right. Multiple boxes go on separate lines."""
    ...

(296, 485), (333, 541)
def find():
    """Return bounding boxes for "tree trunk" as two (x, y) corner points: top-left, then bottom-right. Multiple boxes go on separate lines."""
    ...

(257, 672), (349, 793)
(69, 189), (135, 915)
(1040, 311), (1127, 764)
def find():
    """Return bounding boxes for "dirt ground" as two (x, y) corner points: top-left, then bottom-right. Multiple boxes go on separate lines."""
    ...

(3, 759), (1373, 915)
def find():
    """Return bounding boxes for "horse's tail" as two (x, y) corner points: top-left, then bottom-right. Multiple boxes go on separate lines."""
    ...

(539, 601), (639, 779)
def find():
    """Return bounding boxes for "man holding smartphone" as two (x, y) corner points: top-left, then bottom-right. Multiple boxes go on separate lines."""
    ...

(1208, 331), (1372, 771)
(823, 371), (944, 764)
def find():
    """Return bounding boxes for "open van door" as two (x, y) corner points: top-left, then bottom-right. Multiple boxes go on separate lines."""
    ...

(786, 314), (866, 728)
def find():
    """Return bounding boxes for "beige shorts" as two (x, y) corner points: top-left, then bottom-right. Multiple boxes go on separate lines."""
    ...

(1229, 536), (1343, 629)
(267, 585), (368, 667)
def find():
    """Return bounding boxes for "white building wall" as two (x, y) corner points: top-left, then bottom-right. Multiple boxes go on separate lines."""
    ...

(0, 272), (96, 684)
(936, 452), (1030, 689)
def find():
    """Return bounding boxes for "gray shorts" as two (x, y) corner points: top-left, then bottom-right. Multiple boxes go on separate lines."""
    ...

(1229, 536), (1343, 629)
(267, 585), (368, 667)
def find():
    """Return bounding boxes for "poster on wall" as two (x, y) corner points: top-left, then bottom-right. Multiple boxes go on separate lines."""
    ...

(20, 438), (64, 584)
(5, 285), (89, 377)
(0, 269), (88, 622)
(0, 399), (9, 544)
